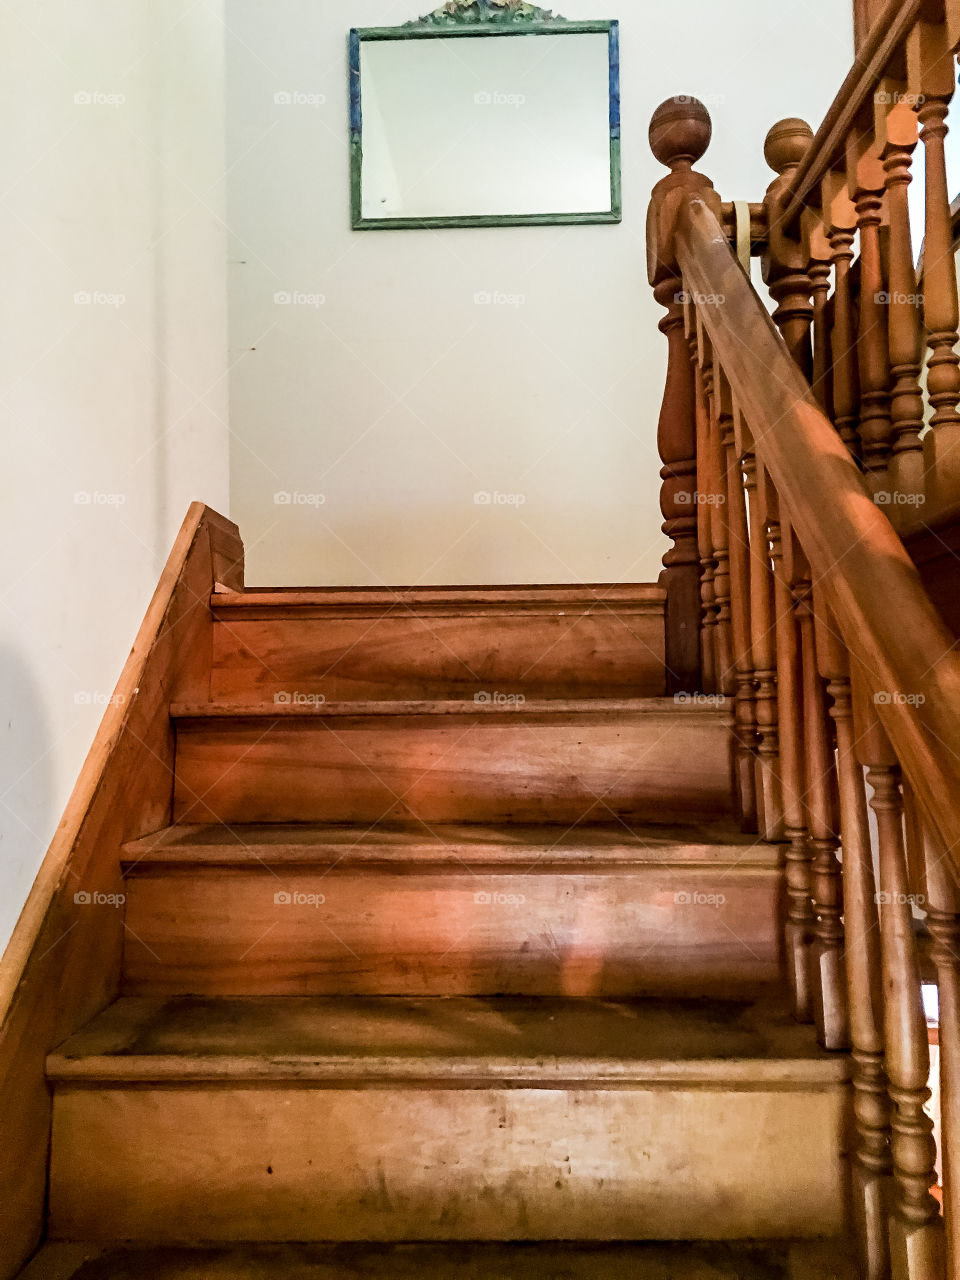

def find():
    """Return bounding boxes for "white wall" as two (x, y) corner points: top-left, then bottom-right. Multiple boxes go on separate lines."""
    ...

(0, 0), (231, 950)
(225, 0), (853, 587)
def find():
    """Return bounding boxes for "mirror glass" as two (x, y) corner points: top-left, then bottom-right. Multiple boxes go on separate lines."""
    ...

(349, 10), (620, 229)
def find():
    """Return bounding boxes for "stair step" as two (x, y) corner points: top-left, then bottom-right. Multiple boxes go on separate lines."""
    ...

(170, 698), (733, 825)
(47, 995), (848, 1243)
(19, 1239), (859, 1279)
(209, 584), (667, 702)
(120, 822), (782, 997)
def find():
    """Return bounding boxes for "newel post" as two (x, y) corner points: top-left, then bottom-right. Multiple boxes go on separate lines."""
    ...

(647, 96), (721, 694)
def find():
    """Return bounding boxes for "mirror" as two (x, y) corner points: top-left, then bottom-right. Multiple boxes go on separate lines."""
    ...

(349, 2), (620, 229)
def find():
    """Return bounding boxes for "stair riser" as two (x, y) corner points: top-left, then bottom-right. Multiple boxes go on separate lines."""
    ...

(173, 715), (733, 825)
(210, 610), (666, 703)
(50, 1083), (846, 1242)
(121, 866), (782, 996)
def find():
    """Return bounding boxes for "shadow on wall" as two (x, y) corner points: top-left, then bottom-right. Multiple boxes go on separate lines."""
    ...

(0, 642), (53, 947)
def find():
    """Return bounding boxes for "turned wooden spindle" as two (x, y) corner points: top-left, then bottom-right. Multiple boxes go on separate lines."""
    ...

(724, 395), (758, 831)
(789, 560), (846, 1051)
(692, 326), (719, 693)
(804, 213), (835, 416)
(856, 696), (944, 1277)
(653, 277), (701, 694)
(849, 138), (894, 495)
(762, 119), (815, 379)
(705, 359), (735, 697)
(744, 443), (783, 842)
(819, 639), (890, 1280)
(648, 96), (720, 694)
(823, 172), (861, 456)
(767, 485), (814, 1021)
(920, 817), (960, 1276)
(878, 85), (925, 505)
(907, 18), (960, 493)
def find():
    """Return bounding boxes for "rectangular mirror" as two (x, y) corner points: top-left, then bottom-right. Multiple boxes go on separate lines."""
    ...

(349, 3), (620, 229)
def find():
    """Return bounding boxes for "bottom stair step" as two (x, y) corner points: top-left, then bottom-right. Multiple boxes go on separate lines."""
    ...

(19, 1240), (859, 1279)
(46, 995), (849, 1244)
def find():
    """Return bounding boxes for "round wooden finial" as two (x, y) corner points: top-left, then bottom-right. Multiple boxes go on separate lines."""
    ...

(649, 96), (712, 171)
(763, 118), (813, 176)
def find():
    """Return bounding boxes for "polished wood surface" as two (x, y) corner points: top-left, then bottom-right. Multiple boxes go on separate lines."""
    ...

(0, 504), (242, 1280)
(171, 700), (735, 826)
(647, 81), (960, 1277)
(211, 586), (667, 702)
(120, 823), (781, 998)
(47, 995), (847, 1243)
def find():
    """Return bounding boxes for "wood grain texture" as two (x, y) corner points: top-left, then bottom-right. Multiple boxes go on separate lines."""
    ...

(0, 504), (241, 1280)
(210, 586), (666, 703)
(47, 995), (847, 1243)
(120, 823), (781, 997)
(673, 194), (960, 871)
(171, 702), (735, 826)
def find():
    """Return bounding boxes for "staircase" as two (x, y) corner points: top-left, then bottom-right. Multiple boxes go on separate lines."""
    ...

(20, 584), (855, 1278)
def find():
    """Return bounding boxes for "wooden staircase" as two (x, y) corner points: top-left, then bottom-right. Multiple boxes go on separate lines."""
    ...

(17, 573), (856, 1278)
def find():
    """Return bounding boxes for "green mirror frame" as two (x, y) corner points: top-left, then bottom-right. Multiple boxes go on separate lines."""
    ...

(349, 0), (621, 230)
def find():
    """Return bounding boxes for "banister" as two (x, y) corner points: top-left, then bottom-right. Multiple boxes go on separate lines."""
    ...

(775, 0), (925, 232)
(676, 191), (960, 870)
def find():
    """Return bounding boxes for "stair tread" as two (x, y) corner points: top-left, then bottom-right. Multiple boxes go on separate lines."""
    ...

(170, 696), (730, 719)
(121, 820), (776, 866)
(48, 994), (847, 1085)
(17, 1239), (858, 1279)
(211, 583), (666, 614)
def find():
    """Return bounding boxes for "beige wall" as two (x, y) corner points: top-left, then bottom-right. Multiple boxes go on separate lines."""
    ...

(0, 0), (231, 950)
(225, 0), (853, 587)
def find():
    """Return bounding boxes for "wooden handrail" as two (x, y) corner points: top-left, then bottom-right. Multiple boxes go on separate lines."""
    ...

(676, 193), (960, 870)
(777, 0), (925, 232)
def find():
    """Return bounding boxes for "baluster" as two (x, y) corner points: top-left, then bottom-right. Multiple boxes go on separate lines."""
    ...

(691, 320), (718, 693)
(766, 482), (813, 1020)
(919, 814), (960, 1275)
(849, 135), (894, 494)
(819, 634), (891, 1279)
(877, 81), (925, 508)
(725, 393), (758, 831)
(907, 18), (960, 506)
(788, 542), (847, 1048)
(803, 210), (835, 414)
(653, 277), (701, 694)
(743, 435), (783, 842)
(823, 171), (862, 455)
(763, 119), (816, 378)
(856, 691), (944, 1278)
(706, 362), (735, 697)
(647, 96), (720, 695)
